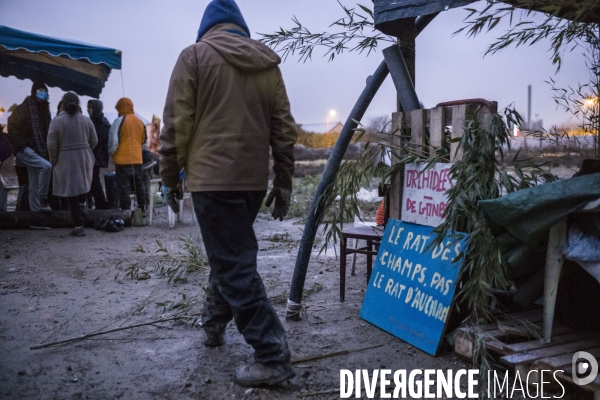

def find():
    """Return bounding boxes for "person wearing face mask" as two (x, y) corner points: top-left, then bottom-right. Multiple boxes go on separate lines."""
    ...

(86, 100), (111, 209)
(7, 80), (53, 212)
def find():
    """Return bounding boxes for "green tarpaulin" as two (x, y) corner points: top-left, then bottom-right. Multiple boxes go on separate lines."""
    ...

(479, 173), (600, 248)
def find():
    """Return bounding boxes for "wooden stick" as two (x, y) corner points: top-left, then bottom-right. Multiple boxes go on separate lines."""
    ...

(291, 343), (383, 365)
(297, 388), (339, 397)
(30, 316), (196, 350)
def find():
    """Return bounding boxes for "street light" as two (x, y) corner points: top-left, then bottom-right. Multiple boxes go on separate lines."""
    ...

(326, 110), (336, 132)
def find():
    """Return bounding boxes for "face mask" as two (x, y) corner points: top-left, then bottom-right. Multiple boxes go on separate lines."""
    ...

(87, 108), (94, 117)
(35, 90), (49, 101)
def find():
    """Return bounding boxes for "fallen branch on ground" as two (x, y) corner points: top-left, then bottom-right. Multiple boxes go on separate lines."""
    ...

(30, 316), (198, 350)
(291, 343), (383, 364)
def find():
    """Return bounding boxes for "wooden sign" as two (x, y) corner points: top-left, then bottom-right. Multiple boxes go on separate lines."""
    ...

(359, 219), (467, 356)
(402, 162), (454, 227)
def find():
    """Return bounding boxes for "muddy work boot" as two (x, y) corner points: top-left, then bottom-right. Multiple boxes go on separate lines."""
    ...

(233, 362), (295, 387)
(202, 323), (226, 347)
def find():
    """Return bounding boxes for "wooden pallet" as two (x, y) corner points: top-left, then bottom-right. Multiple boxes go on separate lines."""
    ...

(455, 308), (600, 399)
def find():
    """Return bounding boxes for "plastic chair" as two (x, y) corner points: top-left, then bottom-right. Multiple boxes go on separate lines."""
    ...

(147, 178), (162, 225)
(167, 192), (195, 228)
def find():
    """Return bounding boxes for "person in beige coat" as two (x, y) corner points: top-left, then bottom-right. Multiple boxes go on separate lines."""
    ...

(159, 0), (297, 388)
(47, 92), (97, 236)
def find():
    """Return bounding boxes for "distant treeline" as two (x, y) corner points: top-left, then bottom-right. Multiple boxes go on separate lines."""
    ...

(296, 127), (340, 149)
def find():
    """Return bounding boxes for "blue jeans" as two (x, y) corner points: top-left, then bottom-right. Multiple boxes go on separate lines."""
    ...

(193, 191), (291, 366)
(15, 147), (51, 211)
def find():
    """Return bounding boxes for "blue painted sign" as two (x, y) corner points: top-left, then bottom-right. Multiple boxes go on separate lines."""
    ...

(360, 219), (468, 356)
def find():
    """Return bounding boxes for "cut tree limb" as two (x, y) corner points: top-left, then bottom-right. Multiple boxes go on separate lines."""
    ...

(30, 316), (192, 350)
(291, 344), (383, 365)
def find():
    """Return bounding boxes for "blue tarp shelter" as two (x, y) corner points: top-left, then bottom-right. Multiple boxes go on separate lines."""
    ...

(0, 25), (121, 98)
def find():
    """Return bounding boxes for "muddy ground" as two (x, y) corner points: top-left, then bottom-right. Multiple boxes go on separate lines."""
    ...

(0, 195), (481, 400)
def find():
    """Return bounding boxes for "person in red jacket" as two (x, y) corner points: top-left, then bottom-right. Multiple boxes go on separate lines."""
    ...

(108, 97), (147, 212)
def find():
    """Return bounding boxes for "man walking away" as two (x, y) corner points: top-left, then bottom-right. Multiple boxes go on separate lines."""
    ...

(160, 0), (298, 388)
(87, 100), (110, 209)
(7, 80), (53, 212)
(108, 97), (146, 212)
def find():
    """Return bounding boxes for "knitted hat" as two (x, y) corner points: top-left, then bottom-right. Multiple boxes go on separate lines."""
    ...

(62, 92), (79, 108)
(62, 92), (80, 115)
(196, 0), (250, 41)
(31, 80), (48, 96)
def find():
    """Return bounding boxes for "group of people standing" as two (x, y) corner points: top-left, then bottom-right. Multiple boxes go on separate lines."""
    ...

(5, 81), (147, 236)
(4, 0), (300, 389)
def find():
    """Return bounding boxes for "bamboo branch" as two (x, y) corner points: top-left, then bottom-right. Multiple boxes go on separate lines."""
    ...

(291, 343), (383, 364)
(30, 316), (198, 350)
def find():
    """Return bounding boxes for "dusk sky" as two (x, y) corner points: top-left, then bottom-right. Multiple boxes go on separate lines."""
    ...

(0, 0), (590, 131)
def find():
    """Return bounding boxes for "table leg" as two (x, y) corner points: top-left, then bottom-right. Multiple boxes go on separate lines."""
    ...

(350, 238), (358, 276)
(366, 238), (373, 283)
(543, 217), (567, 343)
(340, 235), (347, 302)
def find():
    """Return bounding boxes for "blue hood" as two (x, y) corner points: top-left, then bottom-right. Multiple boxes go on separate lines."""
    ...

(196, 0), (250, 41)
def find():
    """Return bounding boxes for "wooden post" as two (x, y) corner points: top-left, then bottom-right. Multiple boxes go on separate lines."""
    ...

(543, 218), (567, 343)
(390, 17), (416, 218)
(395, 18), (417, 112)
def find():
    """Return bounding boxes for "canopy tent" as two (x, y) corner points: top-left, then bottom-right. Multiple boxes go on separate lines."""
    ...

(374, 0), (600, 37)
(0, 25), (121, 98)
(374, 0), (477, 36)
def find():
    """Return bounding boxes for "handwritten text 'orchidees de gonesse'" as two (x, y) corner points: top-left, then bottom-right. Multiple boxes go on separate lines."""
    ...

(404, 168), (454, 218)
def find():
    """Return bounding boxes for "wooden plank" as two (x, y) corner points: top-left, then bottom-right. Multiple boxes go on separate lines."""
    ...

(455, 313), (545, 359)
(495, 330), (597, 354)
(534, 350), (600, 395)
(409, 109), (425, 156)
(429, 106), (445, 156)
(494, 308), (543, 321)
(450, 104), (466, 162)
(486, 325), (576, 354)
(534, 346), (600, 370)
(501, 338), (600, 367)
(458, 308), (544, 335)
(559, 368), (600, 394)
(544, 218), (568, 343)
(389, 111), (404, 220)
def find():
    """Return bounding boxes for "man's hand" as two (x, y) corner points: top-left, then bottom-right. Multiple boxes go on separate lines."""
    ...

(265, 187), (291, 221)
(165, 185), (183, 213)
